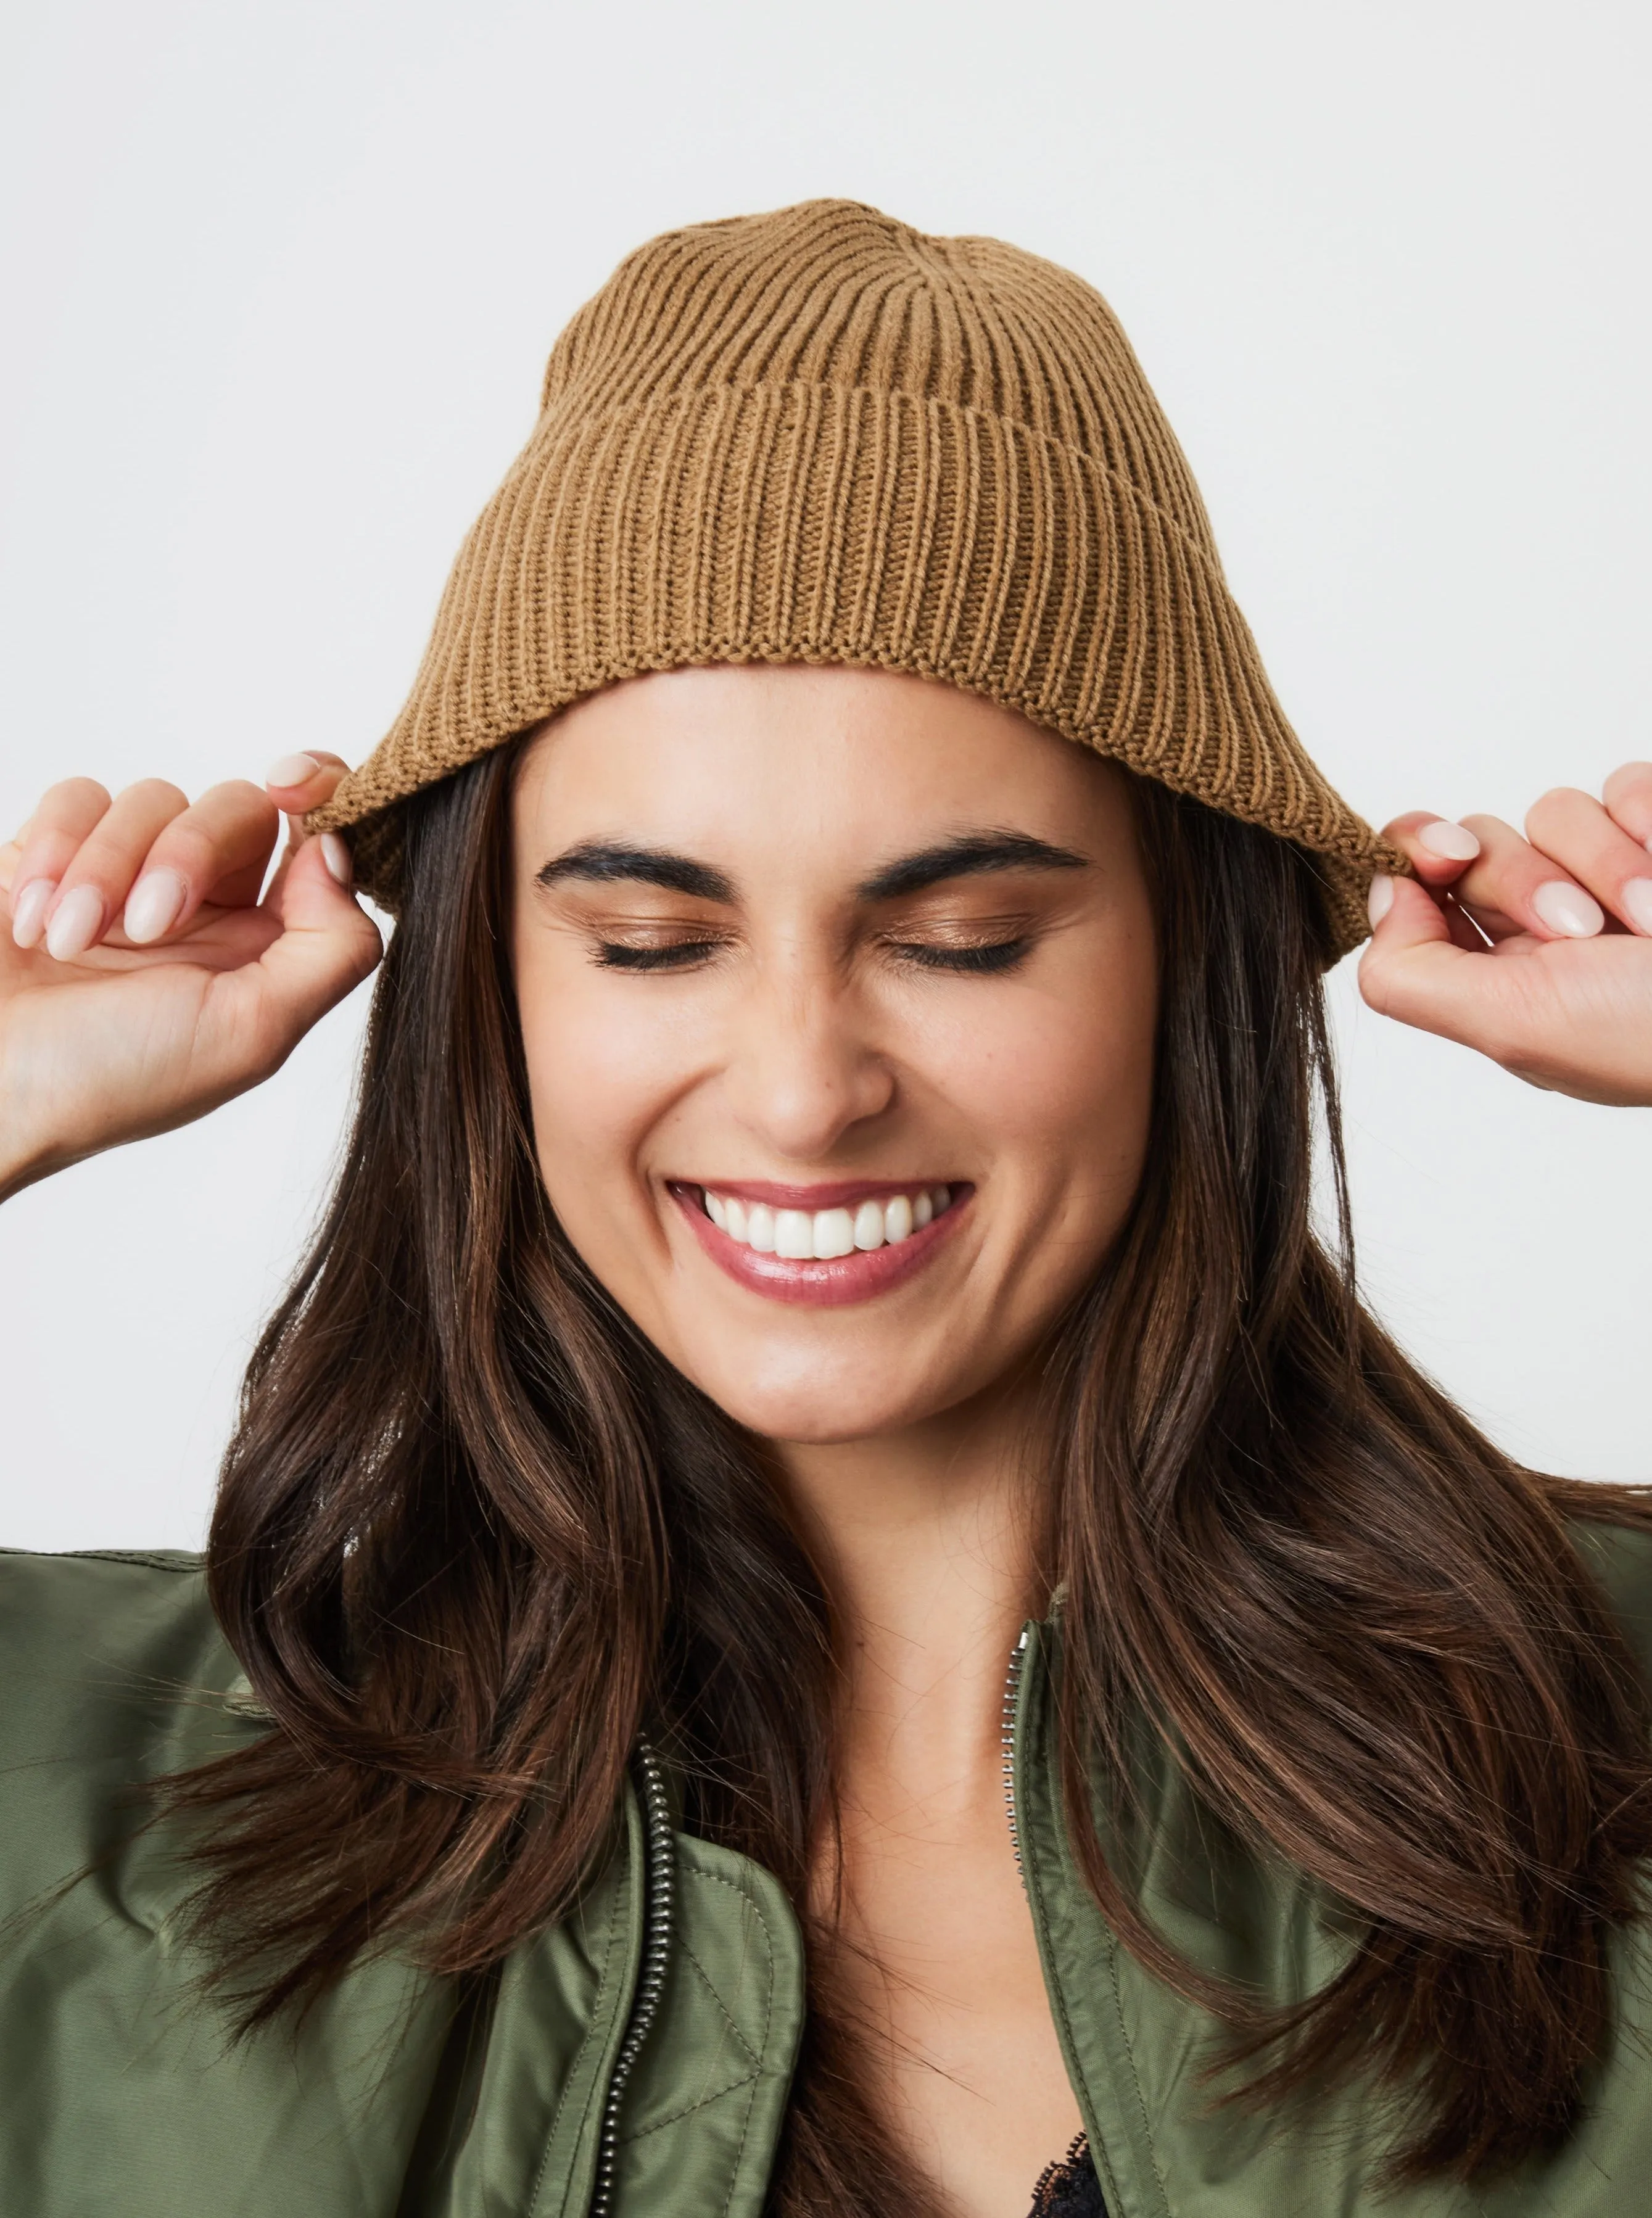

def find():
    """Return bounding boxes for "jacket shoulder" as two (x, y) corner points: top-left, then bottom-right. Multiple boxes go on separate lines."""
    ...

(1569, 1512), (1652, 1684)
(0, 1546), (246, 1910)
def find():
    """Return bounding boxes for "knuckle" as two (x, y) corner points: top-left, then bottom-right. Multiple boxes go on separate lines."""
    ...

(206, 777), (280, 818)
(1523, 786), (1588, 839)
(55, 775), (112, 808)
(1603, 759), (1652, 801)
(117, 777), (189, 815)
(152, 819), (219, 875)
(31, 777), (110, 830)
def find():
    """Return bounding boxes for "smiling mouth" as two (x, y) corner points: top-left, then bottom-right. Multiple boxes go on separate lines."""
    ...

(701, 1182), (955, 1258)
(666, 1179), (972, 1307)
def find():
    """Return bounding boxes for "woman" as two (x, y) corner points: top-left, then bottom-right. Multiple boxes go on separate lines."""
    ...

(2, 199), (1651, 2218)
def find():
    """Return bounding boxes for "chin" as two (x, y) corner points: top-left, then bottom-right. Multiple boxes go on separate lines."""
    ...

(690, 1353), (944, 1448)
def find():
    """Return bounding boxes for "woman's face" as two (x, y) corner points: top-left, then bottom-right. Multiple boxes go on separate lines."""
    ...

(510, 664), (1158, 1446)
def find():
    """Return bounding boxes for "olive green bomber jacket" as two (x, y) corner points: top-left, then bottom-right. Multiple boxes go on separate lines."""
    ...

(4, 1536), (1652, 2217)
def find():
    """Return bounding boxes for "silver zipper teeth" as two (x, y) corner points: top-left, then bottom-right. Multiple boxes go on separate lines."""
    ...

(589, 1743), (676, 2218)
(1002, 1627), (1030, 1889)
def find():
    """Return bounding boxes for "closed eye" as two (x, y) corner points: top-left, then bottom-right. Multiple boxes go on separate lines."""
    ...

(591, 938), (727, 971)
(888, 937), (1031, 974)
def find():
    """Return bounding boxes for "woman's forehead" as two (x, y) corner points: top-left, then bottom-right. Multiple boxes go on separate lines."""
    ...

(513, 663), (1132, 850)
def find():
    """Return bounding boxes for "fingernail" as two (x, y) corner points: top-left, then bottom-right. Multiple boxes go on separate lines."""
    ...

(123, 867), (187, 945)
(266, 752), (321, 789)
(1530, 880), (1604, 938)
(1367, 872), (1395, 927)
(44, 883), (105, 961)
(1621, 878), (1652, 936)
(10, 877), (55, 949)
(1417, 819), (1481, 862)
(320, 832), (352, 886)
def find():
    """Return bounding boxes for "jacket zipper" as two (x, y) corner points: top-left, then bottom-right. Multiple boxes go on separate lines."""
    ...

(594, 1644), (1029, 2216)
(1002, 1626), (1030, 1888)
(589, 1742), (676, 2218)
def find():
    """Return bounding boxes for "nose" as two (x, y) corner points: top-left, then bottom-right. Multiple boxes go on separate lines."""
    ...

(718, 967), (896, 1162)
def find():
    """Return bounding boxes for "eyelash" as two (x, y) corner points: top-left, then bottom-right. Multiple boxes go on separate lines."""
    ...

(590, 936), (1033, 975)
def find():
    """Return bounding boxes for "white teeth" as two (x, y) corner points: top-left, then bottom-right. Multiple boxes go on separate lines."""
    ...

(701, 1185), (956, 1258)
(813, 1207), (856, 1259)
(774, 1209), (814, 1259)
(853, 1199), (885, 1251)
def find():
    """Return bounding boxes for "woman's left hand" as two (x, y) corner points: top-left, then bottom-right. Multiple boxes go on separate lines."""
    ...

(1359, 763), (1652, 1107)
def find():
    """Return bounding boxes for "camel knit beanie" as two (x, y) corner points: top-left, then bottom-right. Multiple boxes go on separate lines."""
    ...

(310, 198), (1398, 957)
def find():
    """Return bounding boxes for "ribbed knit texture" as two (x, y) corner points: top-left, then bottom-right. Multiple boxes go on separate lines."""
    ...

(311, 199), (1398, 955)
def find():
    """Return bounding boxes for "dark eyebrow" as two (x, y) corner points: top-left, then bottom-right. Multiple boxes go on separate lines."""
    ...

(534, 841), (736, 902)
(533, 830), (1088, 907)
(855, 832), (1088, 902)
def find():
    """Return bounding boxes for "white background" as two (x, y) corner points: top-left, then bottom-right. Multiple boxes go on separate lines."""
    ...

(1, 0), (1646, 1549)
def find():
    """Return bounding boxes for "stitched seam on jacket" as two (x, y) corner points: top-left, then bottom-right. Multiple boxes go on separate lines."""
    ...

(677, 1865), (779, 2218)
(529, 1873), (626, 2218)
(619, 2070), (761, 2141)
(1105, 1936), (1172, 2215)
(679, 1936), (762, 2068)
(1030, 1640), (1166, 2218)
(721, 2071), (764, 2218)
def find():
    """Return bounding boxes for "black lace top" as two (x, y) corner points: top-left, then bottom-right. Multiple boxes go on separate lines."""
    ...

(1027, 2134), (1105, 2216)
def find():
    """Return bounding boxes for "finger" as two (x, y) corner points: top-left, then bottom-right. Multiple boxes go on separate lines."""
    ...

(1450, 813), (1605, 944)
(263, 751), (350, 814)
(1360, 871), (1513, 1055)
(37, 780), (194, 960)
(1601, 761), (1652, 851)
(1522, 785), (1652, 939)
(242, 827), (382, 1055)
(1379, 810), (1483, 889)
(7, 779), (112, 949)
(0, 811), (36, 893)
(117, 780), (283, 946)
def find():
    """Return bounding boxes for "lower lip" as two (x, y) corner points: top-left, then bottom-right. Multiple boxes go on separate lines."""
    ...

(669, 1185), (972, 1308)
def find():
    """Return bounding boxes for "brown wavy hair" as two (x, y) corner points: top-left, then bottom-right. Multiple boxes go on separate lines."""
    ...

(167, 733), (1652, 2211)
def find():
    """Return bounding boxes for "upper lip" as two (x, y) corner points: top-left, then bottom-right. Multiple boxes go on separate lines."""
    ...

(671, 1176), (964, 1210)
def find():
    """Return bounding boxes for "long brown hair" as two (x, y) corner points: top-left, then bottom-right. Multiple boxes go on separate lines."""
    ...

(167, 730), (1652, 2209)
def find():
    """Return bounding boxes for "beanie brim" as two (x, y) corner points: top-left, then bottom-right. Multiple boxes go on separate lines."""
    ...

(310, 380), (1400, 960)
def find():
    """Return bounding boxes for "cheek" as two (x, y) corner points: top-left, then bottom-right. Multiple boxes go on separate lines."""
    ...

(923, 963), (1157, 1192)
(514, 960), (684, 1225)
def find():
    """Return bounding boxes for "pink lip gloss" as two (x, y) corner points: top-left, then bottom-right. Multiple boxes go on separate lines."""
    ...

(668, 1181), (972, 1308)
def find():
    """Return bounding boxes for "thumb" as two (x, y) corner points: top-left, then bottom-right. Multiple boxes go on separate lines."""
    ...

(249, 830), (382, 1041)
(1357, 870), (1498, 1050)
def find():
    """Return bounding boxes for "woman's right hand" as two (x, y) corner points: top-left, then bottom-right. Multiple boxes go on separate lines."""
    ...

(0, 753), (381, 1198)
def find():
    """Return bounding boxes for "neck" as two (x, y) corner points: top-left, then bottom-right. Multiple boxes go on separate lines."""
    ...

(773, 1382), (1045, 1822)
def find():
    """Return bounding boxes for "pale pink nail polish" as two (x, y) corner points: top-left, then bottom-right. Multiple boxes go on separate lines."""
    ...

(266, 752), (321, 789)
(1367, 873), (1394, 927)
(320, 833), (352, 885)
(1530, 881), (1604, 939)
(123, 867), (187, 945)
(1621, 878), (1652, 937)
(1416, 819), (1481, 862)
(10, 877), (54, 950)
(44, 884), (105, 961)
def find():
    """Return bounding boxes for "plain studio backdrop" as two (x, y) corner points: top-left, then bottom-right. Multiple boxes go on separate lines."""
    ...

(1, 0), (1646, 1549)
